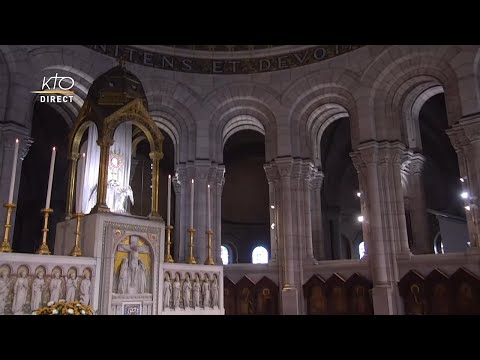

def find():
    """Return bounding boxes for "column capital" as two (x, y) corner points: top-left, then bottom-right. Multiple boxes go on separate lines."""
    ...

(300, 161), (315, 181)
(264, 163), (280, 183)
(274, 157), (295, 178)
(149, 151), (163, 161)
(311, 169), (325, 190)
(96, 138), (113, 147)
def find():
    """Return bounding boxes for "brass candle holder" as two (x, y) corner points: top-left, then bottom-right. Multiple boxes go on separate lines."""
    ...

(186, 228), (196, 264)
(0, 203), (16, 253)
(69, 213), (84, 257)
(205, 229), (215, 265)
(165, 225), (174, 263)
(36, 208), (53, 255)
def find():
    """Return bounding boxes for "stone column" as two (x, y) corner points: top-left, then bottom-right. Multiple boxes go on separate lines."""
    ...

(192, 161), (210, 264)
(173, 165), (186, 262)
(0, 124), (31, 240)
(403, 152), (431, 254)
(149, 151), (162, 219)
(310, 170), (325, 260)
(264, 164), (280, 264)
(326, 206), (341, 259)
(350, 141), (409, 315)
(301, 161), (315, 263)
(212, 165), (225, 265)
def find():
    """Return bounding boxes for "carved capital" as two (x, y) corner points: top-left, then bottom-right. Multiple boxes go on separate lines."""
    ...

(215, 166), (225, 187)
(149, 151), (163, 161)
(310, 169), (325, 190)
(194, 165), (210, 181)
(301, 161), (315, 182)
(408, 153), (426, 175)
(274, 157), (294, 178)
(264, 163), (279, 183)
(68, 152), (80, 161)
(97, 137), (113, 148)
(446, 127), (469, 152)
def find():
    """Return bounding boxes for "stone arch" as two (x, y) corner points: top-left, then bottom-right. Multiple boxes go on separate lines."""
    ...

(283, 69), (361, 158)
(205, 83), (280, 163)
(362, 46), (463, 142)
(146, 84), (199, 163)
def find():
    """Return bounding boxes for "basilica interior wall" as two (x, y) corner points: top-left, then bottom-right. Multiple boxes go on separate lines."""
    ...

(1, 44), (480, 314)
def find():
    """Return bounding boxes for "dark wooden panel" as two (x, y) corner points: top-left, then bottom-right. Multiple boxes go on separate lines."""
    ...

(235, 276), (255, 315)
(252, 276), (279, 315)
(325, 273), (348, 315)
(399, 270), (426, 315)
(223, 277), (236, 315)
(450, 268), (480, 315)
(346, 273), (373, 315)
(425, 269), (451, 315)
(303, 275), (327, 315)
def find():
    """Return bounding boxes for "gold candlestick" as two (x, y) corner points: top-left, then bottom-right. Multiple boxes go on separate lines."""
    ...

(186, 228), (196, 264)
(165, 225), (174, 263)
(36, 208), (53, 255)
(69, 213), (84, 256)
(205, 229), (215, 265)
(0, 203), (16, 253)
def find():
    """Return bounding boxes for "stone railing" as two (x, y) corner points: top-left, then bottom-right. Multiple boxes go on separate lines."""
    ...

(223, 263), (279, 284)
(0, 253), (96, 315)
(304, 259), (370, 282)
(159, 263), (224, 315)
(397, 251), (480, 278)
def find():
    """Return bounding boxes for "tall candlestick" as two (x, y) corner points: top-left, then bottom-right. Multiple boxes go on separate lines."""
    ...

(207, 184), (211, 230)
(77, 153), (85, 213)
(8, 139), (19, 203)
(45, 147), (56, 209)
(190, 179), (194, 229)
(167, 174), (171, 226)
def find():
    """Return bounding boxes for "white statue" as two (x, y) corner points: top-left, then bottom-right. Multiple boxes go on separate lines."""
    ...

(192, 275), (201, 308)
(129, 244), (140, 289)
(0, 270), (10, 315)
(12, 269), (28, 314)
(31, 270), (45, 311)
(172, 274), (181, 309)
(182, 273), (192, 309)
(202, 276), (211, 308)
(211, 275), (219, 307)
(65, 272), (79, 302)
(79, 271), (91, 306)
(49, 270), (62, 303)
(163, 274), (172, 310)
(118, 257), (129, 294)
(138, 260), (147, 294)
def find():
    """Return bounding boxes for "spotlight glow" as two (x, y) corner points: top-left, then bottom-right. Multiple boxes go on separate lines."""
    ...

(356, 192), (361, 197)
(357, 215), (364, 223)
(461, 192), (469, 199)
(271, 223), (275, 230)
(270, 205), (275, 209)
(460, 177), (465, 183)
(465, 205), (471, 211)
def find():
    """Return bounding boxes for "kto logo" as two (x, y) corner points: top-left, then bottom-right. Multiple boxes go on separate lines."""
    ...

(31, 73), (75, 103)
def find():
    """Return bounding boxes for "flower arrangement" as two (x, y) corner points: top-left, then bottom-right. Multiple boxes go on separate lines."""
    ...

(34, 300), (94, 315)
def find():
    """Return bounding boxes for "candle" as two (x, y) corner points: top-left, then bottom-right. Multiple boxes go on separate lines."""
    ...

(78, 153), (85, 213)
(45, 147), (56, 209)
(8, 139), (19, 203)
(207, 184), (211, 230)
(167, 174), (171, 226)
(190, 179), (194, 228)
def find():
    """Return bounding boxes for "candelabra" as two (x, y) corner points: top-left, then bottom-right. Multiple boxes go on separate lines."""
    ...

(205, 229), (215, 265)
(0, 203), (16, 253)
(36, 208), (53, 255)
(165, 225), (174, 263)
(69, 213), (84, 256)
(186, 228), (196, 264)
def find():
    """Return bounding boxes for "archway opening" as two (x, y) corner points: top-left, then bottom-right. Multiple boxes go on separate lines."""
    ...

(221, 130), (270, 263)
(13, 102), (70, 253)
(320, 117), (360, 260)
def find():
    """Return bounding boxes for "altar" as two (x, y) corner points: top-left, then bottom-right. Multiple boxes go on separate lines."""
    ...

(0, 62), (224, 315)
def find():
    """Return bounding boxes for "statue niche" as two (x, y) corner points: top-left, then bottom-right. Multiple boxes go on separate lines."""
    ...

(114, 236), (151, 295)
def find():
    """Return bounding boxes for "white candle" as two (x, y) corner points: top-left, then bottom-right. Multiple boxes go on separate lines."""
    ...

(45, 147), (56, 209)
(78, 153), (85, 213)
(207, 184), (211, 230)
(167, 174), (171, 226)
(190, 179), (194, 229)
(8, 139), (19, 203)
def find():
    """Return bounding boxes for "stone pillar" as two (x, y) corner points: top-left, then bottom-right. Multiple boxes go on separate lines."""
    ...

(264, 164), (280, 264)
(212, 165), (225, 265)
(403, 152), (431, 254)
(326, 206), (341, 259)
(350, 141), (409, 315)
(0, 124), (31, 240)
(149, 151), (162, 219)
(311, 170), (325, 260)
(192, 161), (210, 264)
(302, 162), (315, 263)
(173, 165), (186, 262)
